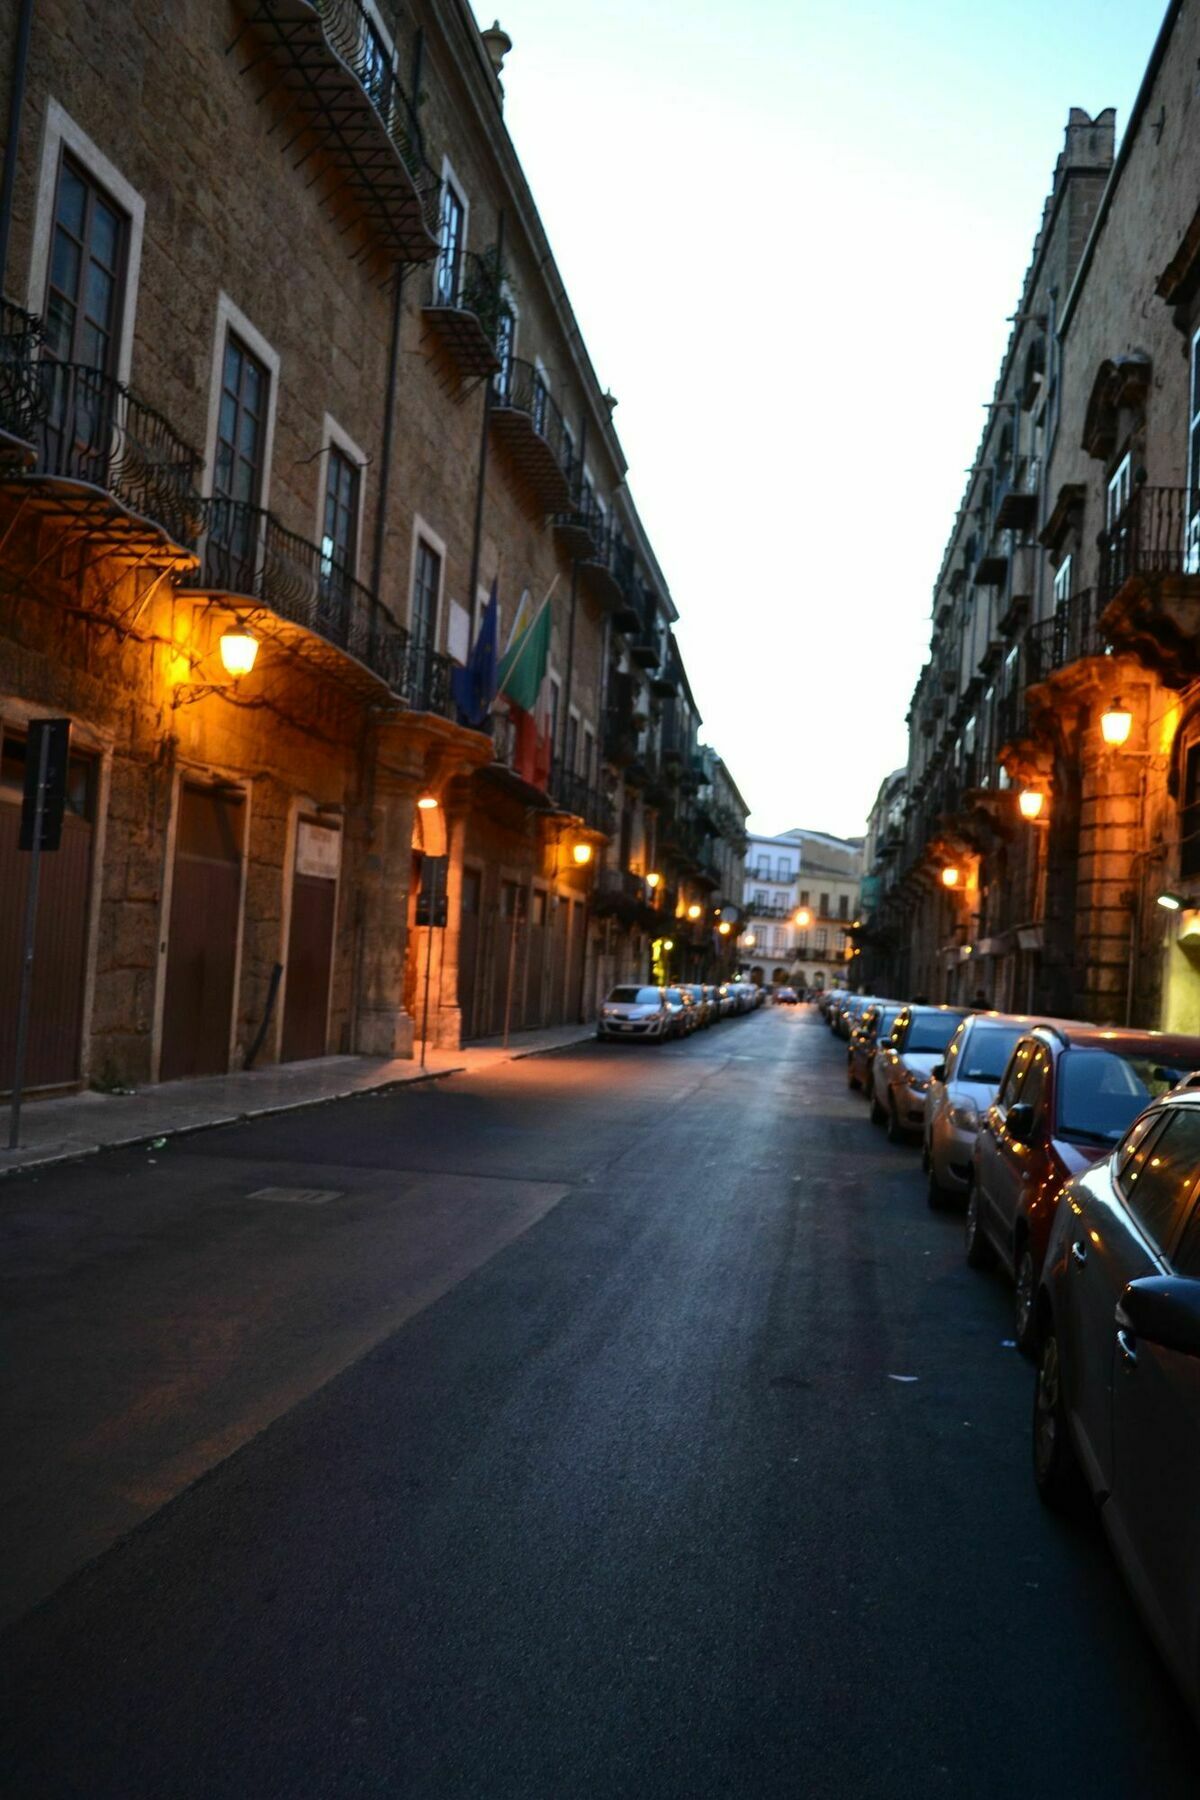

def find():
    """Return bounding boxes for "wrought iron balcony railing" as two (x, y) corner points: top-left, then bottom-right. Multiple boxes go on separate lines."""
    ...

(1023, 589), (1110, 686)
(27, 360), (204, 557)
(424, 247), (506, 379)
(1099, 487), (1200, 600)
(182, 497), (456, 716)
(0, 299), (43, 458)
(234, 0), (440, 262)
(490, 356), (574, 509)
(549, 761), (613, 835)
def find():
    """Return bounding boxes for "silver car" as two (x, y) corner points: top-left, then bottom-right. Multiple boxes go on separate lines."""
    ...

(596, 984), (670, 1043)
(923, 1013), (1034, 1208)
(1032, 1089), (1200, 1724)
(871, 1005), (969, 1143)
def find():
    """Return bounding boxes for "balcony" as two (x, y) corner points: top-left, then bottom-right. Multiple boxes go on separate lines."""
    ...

(422, 248), (505, 384)
(580, 519), (635, 615)
(992, 457), (1040, 533)
(490, 358), (574, 512)
(180, 497), (456, 715)
(553, 485), (604, 561)
(232, 0), (440, 265)
(3, 360), (204, 567)
(548, 762), (613, 835)
(1097, 488), (1200, 683)
(0, 301), (42, 463)
(592, 866), (659, 926)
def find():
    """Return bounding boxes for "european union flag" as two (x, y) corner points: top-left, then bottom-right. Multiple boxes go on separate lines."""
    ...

(451, 580), (499, 727)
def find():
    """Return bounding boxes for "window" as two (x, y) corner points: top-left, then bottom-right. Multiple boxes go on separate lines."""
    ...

(777, 858), (789, 882)
(800, 890), (809, 907)
(1188, 330), (1200, 572)
(547, 678), (561, 759)
(756, 857), (769, 879)
(1053, 556), (1073, 608)
(838, 895), (849, 920)
(361, 17), (393, 117)
(564, 712), (578, 774)
(1120, 1109), (1200, 1252)
(820, 893), (830, 917)
(1016, 1045), (1050, 1123)
(752, 888), (768, 911)
(321, 445), (360, 581)
(412, 538), (441, 650)
(815, 928), (828, 953)
(495, 305), (515, 394)
(212, 333), (269, 563)
(532, 365), (548, 437)
(582, 726), (594, 786)
(1106, 453), (1131, 531)
(436, 180), (465, 307)
(998, 1040), (1034, 1109)
(1117, 1110), (1169, 1191)
(44, 153), (126, 372)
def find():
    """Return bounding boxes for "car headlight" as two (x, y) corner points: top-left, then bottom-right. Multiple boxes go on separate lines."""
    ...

(904, 1069), (930, 1092)
(948, 1099), (980, 1131)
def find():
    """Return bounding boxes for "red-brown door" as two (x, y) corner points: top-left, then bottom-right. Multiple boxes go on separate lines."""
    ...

(160, 783), (244, 1081)
(0, 746), (95, 1092)
(458, 865), (482, 1038)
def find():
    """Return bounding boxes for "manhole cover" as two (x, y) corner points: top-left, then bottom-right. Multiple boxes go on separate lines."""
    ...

(247, 1186), (342, 1205)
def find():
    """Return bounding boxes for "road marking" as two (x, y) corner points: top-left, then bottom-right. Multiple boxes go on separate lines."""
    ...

(246, 1186), (343, 1205)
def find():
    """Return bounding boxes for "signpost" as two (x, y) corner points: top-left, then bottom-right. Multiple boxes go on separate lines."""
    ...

(9, 718), (71, 1150)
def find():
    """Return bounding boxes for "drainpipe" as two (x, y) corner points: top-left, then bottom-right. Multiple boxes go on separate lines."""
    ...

(0, 0), (35, 296)
(466, 209), (505, 647)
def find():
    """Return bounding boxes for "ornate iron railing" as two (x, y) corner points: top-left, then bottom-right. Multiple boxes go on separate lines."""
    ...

(310, 0), (440, 236)
(182, 497), (455, 714)
(431, 245), (506, 339)
(0, 299), (43, 448)
(1099, 487), (1200, 598)
(1023, 589), (1109, 685)
(549, 761), (613, 834)
(35, 361), (204, 548)
(493, 356), (574, 482)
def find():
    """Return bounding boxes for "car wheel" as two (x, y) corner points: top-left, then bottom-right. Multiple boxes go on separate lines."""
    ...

(964, 1181), (995, 1269)
(1014, 1242), (1038, 1356)
(885, 1096), (905, 1143)
(869, 1088), (886, 1126)
(1033, 1323), (1084, 1512)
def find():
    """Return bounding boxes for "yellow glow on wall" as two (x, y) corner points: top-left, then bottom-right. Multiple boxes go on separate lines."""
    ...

(1160, 702), (1182, 757)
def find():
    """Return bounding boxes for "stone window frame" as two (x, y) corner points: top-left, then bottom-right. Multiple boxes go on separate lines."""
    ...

(314, 413), (369, 582)
(27, 98), (145, 384)
(201, 294), (281, 511)
(406, 514), (448, 650)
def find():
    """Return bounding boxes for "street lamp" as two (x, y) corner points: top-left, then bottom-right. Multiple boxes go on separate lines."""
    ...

(794, 906), (811, 927)
(686, 902), (702, 920)
(1157, 891), (1186, 911)
(941, 865), (960, 888)
(572, 842), (592, 865)
(219, 629), (259, 678)
(645, 871), (661, 889)
(1018, 788), (1045, 821)
(1101, 699), (1134, 746)
(416, 794), (439, 811)
(717, 921), (731, 936)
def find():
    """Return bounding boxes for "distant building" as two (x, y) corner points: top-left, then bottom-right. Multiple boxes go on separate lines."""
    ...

(742, 829), (863, 990)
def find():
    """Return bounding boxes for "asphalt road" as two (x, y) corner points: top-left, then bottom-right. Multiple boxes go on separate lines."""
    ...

(2, 1007), (1196, 1797)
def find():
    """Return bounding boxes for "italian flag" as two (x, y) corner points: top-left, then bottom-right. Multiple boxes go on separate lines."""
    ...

(496, 587), (555, 787)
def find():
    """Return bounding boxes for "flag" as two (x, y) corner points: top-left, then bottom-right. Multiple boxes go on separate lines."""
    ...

(496, 588), (552, 714)
(450, 580), (499, 726)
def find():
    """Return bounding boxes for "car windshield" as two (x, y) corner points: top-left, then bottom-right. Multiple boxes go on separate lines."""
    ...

(1056, 1049), (1192, 1144)
(610, 987), (661, 1005)
(905, 1013), (966, 1054)
(959, 1024), (1025, 1083)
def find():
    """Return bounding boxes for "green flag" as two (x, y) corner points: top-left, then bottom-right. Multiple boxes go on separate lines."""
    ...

(496, 594), (551, 713)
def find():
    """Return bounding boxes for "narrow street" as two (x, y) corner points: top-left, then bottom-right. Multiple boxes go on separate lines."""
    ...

(2, 1007), (1195, 1797)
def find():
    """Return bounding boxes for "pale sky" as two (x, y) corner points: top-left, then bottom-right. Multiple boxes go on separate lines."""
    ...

(474, 0), (1166, 839)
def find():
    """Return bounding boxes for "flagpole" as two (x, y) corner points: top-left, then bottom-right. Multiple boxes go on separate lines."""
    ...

(495, 574), (558, 701)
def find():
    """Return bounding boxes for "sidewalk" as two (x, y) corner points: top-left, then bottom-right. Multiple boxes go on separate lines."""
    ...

(0, 1021), (596, 1177)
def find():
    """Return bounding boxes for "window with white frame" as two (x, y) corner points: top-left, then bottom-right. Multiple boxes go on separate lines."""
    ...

(1188, 330), (1200, 571)
(435, 174), (466, 307)
(44, 154), (127, 374)
(1053, 555), (1072, 608)
(1107, 453), (1131, 531)
(412, 537), (441, 650)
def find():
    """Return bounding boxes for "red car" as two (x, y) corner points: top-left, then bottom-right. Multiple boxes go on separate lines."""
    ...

(968, 1023), (1200, 1352)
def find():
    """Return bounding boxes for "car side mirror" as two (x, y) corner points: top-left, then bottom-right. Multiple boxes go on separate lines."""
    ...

(931, 1063), (946, 1083)
(1006, 1101), (1035, 1144)
(1117, 1276), (1200, 1359)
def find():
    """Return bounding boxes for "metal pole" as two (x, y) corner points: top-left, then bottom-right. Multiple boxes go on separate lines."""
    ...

(419, 857), (439, 1069)
(8, 722), (49, 1150)
(0, 0), (35, 295)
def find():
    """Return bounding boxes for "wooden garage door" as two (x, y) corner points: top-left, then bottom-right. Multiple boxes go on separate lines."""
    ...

(281, 822), (339, 1063)
(0, 739), (95, 1093)
(160, 783), (244, 1082)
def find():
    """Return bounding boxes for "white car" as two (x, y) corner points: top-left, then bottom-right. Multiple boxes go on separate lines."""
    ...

(870, 1005), (970, 1142)
(596, 984), (671, 1042)
(922, 1012), (1034, 1207)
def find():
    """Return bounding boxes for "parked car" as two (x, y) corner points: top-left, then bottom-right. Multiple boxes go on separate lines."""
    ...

(848, 1002), (901, 1092)
(923, 1012), (1051, 1209)
(1031, 1086), (1200, 1723)
(870, 1004), (970, 1142)
(703, 984), (723, 1020)
(664, 986), (696, 1036)
(596, 985), (672, 1043)
(716, 984), (738, 1018)
(836, 994), (875, 1041)
(775, 986), (799, 1005)
(682, 983), (712, 1027)
(969, 1024), (1200, 1351)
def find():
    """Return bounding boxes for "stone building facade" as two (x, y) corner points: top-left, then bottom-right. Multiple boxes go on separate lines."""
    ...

(867, 0), (1200, 1029)
(0, 0), (747, 1097)
(742, 828), (862, 990)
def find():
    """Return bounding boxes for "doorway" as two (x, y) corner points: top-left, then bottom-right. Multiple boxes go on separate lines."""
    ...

(160, 781), (245, 1081)
(280, 819), (339, 1062)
